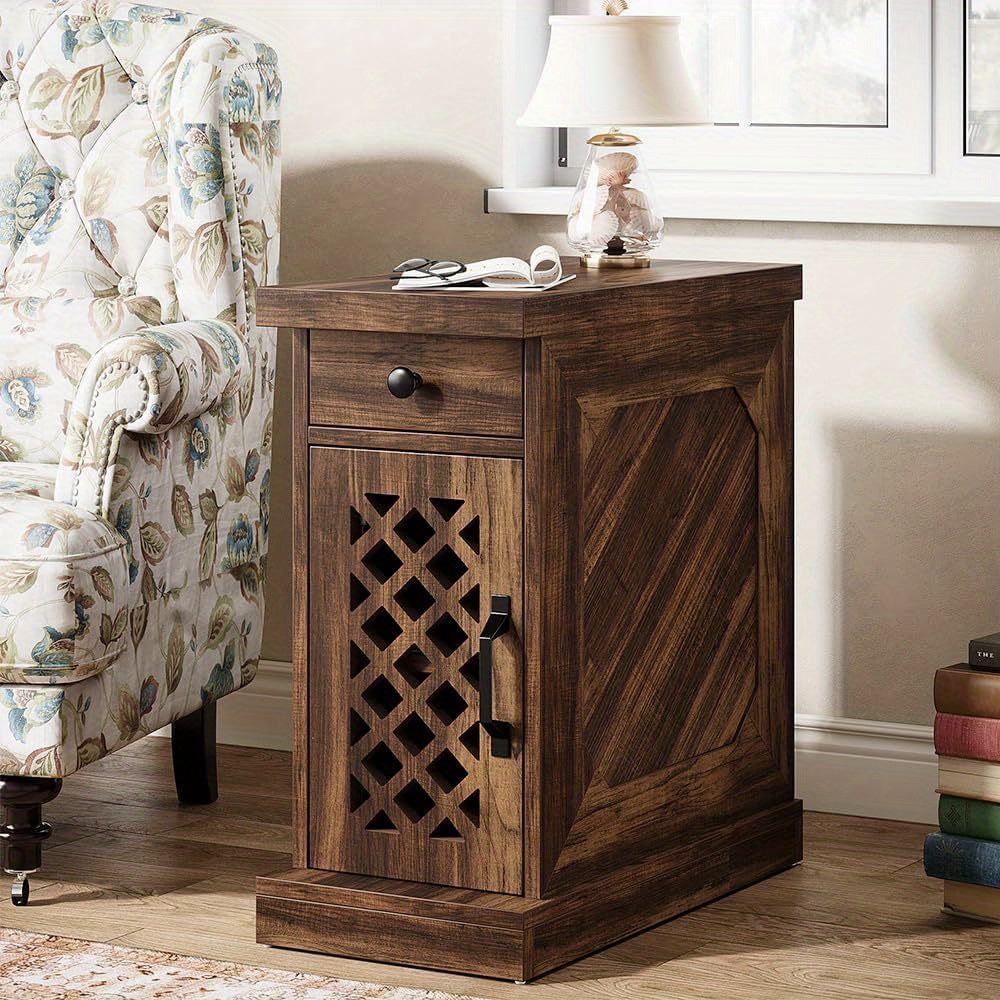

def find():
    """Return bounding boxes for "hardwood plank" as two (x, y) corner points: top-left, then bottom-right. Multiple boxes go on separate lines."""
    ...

(0, 740), (986, 1000)
(37, 852), (209, 896)
(44, 798), (197, 838)
(58, 779), (291, 823)
(158, 815), (292, 853)
(47, 830), (289, 878)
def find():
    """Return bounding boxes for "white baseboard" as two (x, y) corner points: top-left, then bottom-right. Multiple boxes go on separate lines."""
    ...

(173, 662), (938, 825)
(151, 658), (293, 752)
(795, 714), (937, 824)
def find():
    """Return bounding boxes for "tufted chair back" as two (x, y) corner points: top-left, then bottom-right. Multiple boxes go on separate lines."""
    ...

(0, 1), (280, 465)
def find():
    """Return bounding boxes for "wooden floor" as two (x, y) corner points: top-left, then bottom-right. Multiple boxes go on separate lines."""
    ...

(0, 741), (995, 999)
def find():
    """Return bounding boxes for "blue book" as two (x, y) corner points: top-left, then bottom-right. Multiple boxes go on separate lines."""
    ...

(924, 832), (1000, 887)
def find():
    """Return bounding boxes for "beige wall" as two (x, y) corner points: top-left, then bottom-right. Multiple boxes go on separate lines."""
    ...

(199, 1), (1000, 727)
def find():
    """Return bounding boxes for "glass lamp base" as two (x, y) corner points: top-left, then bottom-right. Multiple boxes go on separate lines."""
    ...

(580, 252), (652, 269)
(567, 132), (664, 269)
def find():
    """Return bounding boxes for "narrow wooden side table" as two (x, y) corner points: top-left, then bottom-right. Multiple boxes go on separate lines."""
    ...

(255, 259), (803, 982)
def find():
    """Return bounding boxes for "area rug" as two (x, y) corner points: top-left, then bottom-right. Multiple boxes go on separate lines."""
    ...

(0, 927), (470, 999)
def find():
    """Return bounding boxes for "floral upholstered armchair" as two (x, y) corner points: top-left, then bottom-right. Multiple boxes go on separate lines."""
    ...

(0, 1), (280, 904)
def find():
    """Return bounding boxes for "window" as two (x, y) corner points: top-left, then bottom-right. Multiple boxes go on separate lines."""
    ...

(967, 0), (1000, 155)
(555, 0), (930, 175)
(751, 1), (887, 126)
(493, 0), (1000, 225)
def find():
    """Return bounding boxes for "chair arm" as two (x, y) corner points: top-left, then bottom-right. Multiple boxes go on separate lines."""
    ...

(55, 320), (249, 515)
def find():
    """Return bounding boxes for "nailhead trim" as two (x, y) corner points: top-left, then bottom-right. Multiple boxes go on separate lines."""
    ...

(72, 359), (150, 508)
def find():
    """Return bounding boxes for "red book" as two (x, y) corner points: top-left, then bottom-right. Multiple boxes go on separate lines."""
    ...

(935, 713), (1000, 763)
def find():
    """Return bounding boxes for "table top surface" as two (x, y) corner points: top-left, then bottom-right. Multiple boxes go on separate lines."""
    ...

(257, 258), (802, 338)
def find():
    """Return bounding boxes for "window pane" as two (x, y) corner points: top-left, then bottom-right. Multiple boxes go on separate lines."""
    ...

(967, 2), (1000, 155)
(751, 0), (888, 126)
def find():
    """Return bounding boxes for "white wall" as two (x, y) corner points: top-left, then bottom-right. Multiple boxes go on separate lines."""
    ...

(194, 2), (1000, 741)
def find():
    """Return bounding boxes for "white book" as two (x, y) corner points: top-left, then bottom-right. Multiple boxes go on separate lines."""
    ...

(938, 755), (1000, 803)
(393, 245), (575, 292)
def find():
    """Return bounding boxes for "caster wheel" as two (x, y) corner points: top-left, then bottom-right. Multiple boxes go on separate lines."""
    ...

(11, 878), (28, 906)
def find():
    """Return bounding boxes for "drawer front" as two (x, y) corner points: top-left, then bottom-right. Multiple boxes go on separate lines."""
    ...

(309, 332), (523, 437)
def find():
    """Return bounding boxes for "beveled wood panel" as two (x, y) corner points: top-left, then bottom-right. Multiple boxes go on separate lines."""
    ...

(259, 259), (802, 337)
(582, 388), (758, 787)
(309, 447), (523, 893)
(309, 331), (523, 437)
(523, 305), (796, 899)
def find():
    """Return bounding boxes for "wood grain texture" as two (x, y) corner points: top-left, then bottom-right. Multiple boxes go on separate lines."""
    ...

(308, 448), (523, 894)
(1, 739), (981, 1000)
(307, 426), (523, 458)
(291, 328), (310, 868)
(308, 332), (523, 437)
(259, 259), (802, 337)
(271, 260), (802, 980)
(258, 802), (801, 981)
(257, 895), (527, 981)
(523, 301), (797, 900)
(738, 311), (795, 782)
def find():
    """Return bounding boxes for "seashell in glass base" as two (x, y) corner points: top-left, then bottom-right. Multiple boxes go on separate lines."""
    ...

(567, 138), (664, 268)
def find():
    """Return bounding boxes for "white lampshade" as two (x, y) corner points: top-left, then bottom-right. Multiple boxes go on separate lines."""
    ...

(518, 16), (709, 128)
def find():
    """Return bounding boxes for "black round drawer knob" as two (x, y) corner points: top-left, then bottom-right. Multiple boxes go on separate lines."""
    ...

(387, 366), (423, 399)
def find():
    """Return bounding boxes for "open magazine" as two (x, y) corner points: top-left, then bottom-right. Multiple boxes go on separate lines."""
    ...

(392, 245), (575, 292)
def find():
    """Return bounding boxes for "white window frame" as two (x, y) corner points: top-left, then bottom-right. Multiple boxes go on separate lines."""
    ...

(491, 0), (1000, 226)
(558, 1), (931, 177)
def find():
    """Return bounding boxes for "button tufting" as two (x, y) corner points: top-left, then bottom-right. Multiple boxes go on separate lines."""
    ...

(58, 179), (75, 200)
(131, 81), (148, 105)
(117, 275), (136, 297)
(0, 80), (18, 101)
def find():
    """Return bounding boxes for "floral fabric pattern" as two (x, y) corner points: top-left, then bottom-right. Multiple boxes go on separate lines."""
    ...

(0, 1), (280, 777)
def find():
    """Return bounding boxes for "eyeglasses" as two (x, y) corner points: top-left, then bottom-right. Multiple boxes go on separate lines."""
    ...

(392, 257), (467, 279)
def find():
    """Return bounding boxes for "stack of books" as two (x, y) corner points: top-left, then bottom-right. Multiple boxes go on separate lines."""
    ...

(925, 636), (1000, 921)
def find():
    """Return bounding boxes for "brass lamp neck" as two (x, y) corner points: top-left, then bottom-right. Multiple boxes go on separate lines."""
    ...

(587, 131), (641, 147)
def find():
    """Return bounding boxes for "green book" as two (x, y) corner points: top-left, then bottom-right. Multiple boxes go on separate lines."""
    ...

(939, 795), (1000, 841)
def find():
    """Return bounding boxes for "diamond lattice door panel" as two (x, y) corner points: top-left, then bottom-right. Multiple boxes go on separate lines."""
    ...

(308, 447), (522, 894)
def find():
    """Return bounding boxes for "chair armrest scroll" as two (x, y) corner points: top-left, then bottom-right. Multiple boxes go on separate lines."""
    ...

(56, 320), (249, 515)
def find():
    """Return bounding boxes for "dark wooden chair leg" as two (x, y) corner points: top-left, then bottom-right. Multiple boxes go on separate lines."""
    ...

(171, 702), (218, 805)
(0, 775), (62, 905)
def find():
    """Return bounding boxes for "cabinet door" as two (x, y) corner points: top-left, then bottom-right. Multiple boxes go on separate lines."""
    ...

(308, 447), (523, 894)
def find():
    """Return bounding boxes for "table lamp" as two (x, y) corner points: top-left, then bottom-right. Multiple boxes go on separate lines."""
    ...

(518, 0), (708, 268)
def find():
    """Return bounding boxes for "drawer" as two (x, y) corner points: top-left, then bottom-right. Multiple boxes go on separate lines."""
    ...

(309, 331), (523, 437)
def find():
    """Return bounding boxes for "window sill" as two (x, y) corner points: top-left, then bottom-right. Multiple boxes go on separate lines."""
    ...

(485, 187), (1000, 227)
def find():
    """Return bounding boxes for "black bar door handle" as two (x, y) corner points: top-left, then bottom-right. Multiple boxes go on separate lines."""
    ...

(479, 595), (512, 758)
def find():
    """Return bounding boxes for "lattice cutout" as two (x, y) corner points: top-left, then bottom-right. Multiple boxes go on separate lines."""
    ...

(347, 484), (488, 845)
